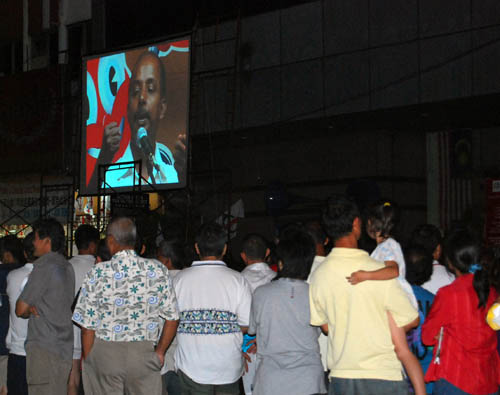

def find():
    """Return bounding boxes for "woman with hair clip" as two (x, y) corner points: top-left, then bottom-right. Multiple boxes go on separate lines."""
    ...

(422, 228), (499, 395)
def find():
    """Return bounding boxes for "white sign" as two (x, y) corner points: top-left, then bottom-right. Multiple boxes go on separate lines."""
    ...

(0, 182), (70, 225)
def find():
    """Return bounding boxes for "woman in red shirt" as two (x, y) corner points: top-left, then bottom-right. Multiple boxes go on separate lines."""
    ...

(422, 229), (499, 395)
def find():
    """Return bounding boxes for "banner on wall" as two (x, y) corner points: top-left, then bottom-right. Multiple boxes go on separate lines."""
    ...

(0, 182), (70, 226)
(485, 179), (500, 246)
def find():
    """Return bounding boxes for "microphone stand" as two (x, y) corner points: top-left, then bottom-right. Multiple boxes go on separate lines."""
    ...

(146, 153), (158, 185)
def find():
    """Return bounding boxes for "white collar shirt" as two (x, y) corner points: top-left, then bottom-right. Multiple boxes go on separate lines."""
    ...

(173, 260), (252, 385)
(69, 254), (96, 295)
(241, 262), (276, 293)
(307, 255), (326, 282)
(422, 260), (456, 295)
(6, 263), (34, 356)
(69, 254), (96, 359)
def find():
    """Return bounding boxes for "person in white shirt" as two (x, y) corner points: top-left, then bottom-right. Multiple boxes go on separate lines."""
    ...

(6, 233), (35, 395)
(240, 234), (275, 293)
(68, 224), (100, 395)
(157, 240), (188, 395)
(305, 221), (330, 377)
(410, 224), (455, 294)
(173, 223), (252, 394)
(240, 233), (276, 394)
(306, 221), (329, 278)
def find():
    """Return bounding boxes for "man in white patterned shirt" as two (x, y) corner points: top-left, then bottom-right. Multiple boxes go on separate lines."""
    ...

(174, 223), (252, 394)
(73, 217), (179, 395)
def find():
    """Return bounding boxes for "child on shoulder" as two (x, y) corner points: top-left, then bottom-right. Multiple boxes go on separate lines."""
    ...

(347, 199), (425, 395)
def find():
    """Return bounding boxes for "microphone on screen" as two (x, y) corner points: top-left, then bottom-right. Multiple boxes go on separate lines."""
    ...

(136, 127), (159, 172)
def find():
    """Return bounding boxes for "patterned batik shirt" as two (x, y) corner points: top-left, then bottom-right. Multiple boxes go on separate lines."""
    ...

(72, 249), (179, 342)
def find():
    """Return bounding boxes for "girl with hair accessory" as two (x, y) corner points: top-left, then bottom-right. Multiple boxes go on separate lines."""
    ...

(347, 199), (425, 395)
(347, 200), (413, 290)
(422, 229), (499, 395)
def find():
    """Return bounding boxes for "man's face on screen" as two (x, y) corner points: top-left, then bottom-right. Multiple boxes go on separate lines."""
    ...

(128, 53), (166, 146)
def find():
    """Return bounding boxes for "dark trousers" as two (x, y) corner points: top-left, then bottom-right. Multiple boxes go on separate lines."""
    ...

(329, 377), (410, 395)
(163, 371), (182, 395)
(178, 370), (239, 395)
(8, 353), (28, 395)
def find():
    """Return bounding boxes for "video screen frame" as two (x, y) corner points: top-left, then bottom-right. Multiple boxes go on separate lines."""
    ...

(79, 35), (191, 196)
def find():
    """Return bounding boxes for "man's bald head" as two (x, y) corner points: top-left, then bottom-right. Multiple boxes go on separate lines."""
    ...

(131, 51), (167, 99)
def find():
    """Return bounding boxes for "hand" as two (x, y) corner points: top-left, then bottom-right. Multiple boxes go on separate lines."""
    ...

(155, 349), (165, 366)
(346, 270), (368, 285)
(173, 133), (187, 175)
(29, 306), (39, 317)
(242, 352), (251, 373)
(101, 122), (121, 159)
(246, 338), (257, 354)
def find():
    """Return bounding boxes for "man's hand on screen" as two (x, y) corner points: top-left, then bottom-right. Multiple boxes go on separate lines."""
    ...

(173, 133), (187, 175)
(101, 122), (121, 158)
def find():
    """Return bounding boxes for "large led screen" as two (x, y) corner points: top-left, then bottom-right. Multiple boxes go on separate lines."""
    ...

(80, 37), (190, 195)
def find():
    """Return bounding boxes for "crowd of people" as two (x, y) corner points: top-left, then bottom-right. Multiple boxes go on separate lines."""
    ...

(0, 194), (499, 395)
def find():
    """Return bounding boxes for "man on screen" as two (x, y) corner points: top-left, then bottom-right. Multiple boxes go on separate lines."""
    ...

(88, 50), (186, 190)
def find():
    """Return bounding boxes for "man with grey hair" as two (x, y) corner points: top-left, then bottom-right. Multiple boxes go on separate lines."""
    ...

(73, 217), (179, 395)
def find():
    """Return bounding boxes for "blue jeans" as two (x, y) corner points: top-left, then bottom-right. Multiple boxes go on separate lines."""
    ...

(433, 379), (499, 395)
(329, 377), (410, 395)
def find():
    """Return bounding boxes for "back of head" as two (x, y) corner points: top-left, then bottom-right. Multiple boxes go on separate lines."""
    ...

(276, 228), (315, 280)
(74, 224), (100, 252)
(23, 232), (36, 263)
(33, 217), (66, 254)
(158, 239), (186, 270)
(410, 224), (442, 256)
(305, 220), (327, 245)
(365, 199), (399, 239)
(195, 223), (226, 258)
(2, 235), (26, 264)
(107, 217), (137, 247)
(405, 244), (433, 286)
(444, 228), (489, 308)
(322, 195), (360, 242)
(97, 238), (112, 262)
(241, 233), (268, 261)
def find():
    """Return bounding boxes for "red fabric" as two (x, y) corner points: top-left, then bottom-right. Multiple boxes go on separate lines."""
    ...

(157, 40), (190, 51)
(85, 76), (130, 186)
(422, 274), (500, 394)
